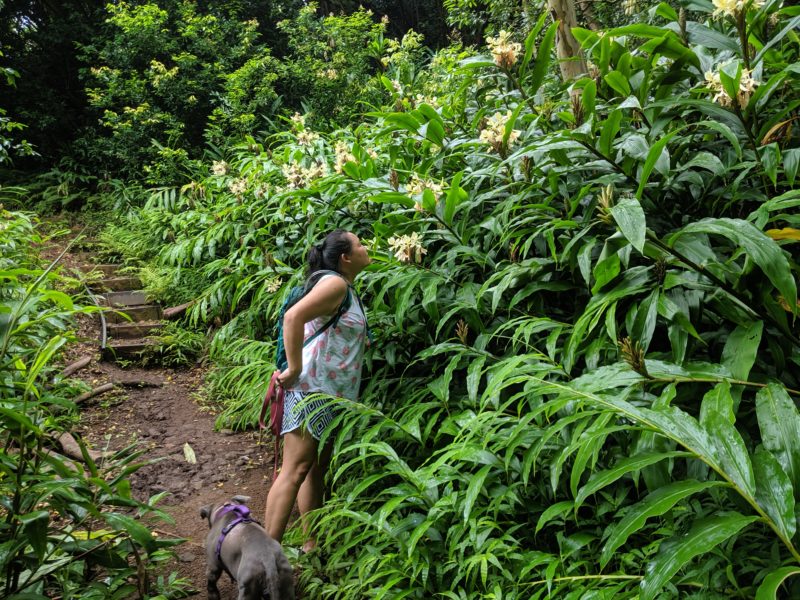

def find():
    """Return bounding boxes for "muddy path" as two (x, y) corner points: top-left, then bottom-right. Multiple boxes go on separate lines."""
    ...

(50, 237), (282, 597)
(72, 351), (274, 597)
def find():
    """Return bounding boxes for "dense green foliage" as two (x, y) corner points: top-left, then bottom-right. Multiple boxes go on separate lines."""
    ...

(93, 0), (800, 597)
(0, 211), (188, 598)
(3, 0), (800, 597)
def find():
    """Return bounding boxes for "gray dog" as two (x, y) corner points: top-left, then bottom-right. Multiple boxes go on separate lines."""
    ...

(199, 495), (294, 600)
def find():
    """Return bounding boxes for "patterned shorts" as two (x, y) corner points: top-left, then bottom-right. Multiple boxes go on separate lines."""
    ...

(281, 390), (340, 441)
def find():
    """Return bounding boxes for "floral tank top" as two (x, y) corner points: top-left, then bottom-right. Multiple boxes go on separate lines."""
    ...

(288, 274), (367, 401)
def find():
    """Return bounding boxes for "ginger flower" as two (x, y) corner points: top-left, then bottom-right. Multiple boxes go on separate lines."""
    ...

(486, 30), (522, 69)
(406, 173), (444, 198)
(334, 141), (356, 174)
(281, 161), (328, 189)
(296, 130), (320, 146)
(623, 0), (637, 15)
(712, 0), (764, 18)
(388, 232), (427, 263)
(228, 178), (247, 196)
(704, 66), (759, 108)
(290, 112), (306, 129)
(479, 110), (521, 152)
(266, 277), (282, 293)
(211, 160), (228, 176)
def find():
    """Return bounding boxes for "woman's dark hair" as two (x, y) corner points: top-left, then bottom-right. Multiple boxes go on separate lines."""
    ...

(307, 229), (352, 276)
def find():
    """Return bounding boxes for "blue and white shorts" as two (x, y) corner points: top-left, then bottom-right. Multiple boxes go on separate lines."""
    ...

(281, 390), (340, 441)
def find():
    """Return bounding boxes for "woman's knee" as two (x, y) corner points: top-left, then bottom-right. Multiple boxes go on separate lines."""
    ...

(280, 457), (315, 486)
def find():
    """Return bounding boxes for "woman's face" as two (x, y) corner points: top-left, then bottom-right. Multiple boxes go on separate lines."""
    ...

(345, 232), (371, 273)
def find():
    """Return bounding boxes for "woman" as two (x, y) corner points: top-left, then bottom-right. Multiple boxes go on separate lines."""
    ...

(264, 229), (370, 552)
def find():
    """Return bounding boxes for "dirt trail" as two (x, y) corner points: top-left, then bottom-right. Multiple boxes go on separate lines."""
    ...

(72, 350), (274, 597)
(50, 242), (279, 597)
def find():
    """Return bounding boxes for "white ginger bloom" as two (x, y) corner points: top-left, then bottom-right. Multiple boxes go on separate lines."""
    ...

(334, 141), (357, 174)
(479, 110), (521, 152)
(388, 232), (427, 264)
(704, 66), (759, 107)
(623, 0), (637, 15)
(486, 30), (522, 69)
(712, 0), (764, 18)
(406, 173), (444, 199)
(228, 178), (247, 196)
(296, 130), (320, 146)
(266, 277), (282, 293)
(211, 160), (228, 176)
(281, 162), (328, 189)
(290, 112), (306, 131)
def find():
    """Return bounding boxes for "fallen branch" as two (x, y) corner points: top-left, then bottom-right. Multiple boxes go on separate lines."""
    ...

(56, 432), (105, 463)
(75, 383), (116, 404)
(61, 355), (93, 378)
(163, 300), (195, 320)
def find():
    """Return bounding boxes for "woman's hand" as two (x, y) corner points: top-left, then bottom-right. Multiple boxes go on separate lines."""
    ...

(277, 367), (300, 389)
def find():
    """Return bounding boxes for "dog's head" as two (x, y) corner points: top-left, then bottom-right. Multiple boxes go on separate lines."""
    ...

(200, 494), (252, 527)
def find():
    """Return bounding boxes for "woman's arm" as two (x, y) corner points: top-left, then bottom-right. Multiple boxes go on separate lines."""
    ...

(278, 275), (348, 388)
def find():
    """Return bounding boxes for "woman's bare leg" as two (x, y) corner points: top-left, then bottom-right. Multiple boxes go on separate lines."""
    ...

(296, 441), (333, 551)
(263, 429), (319, 542)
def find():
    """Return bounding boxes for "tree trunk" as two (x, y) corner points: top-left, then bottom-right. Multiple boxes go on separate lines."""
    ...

(576, 0), (602, 30)
(547, 0), (588, 83)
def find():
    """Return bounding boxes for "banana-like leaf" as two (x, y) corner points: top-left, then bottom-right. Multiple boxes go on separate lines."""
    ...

(722, 321), (763, 382)
(670, 218), (798, 310)
(753, 445), (796, 542)
(610, 196), (646, 253)
(640, 513), (759, 600)
(704, 408), (755, 499)
(600, 480), (724, 568)
(756, 383), (800, 493)
(755, 566), (800, 600)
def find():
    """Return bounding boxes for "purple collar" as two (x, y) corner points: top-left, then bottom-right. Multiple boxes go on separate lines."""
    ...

(213, 504), (255, 571)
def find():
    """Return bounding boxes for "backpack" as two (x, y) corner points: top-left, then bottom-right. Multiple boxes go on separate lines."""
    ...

(259, 270), (352, 478)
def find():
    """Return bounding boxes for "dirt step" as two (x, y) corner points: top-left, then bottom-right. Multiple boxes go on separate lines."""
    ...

(105, 305), (163, 323)
(78, 263), (124, 277)
(107, 322), (163, 340)
(99, 290), (149, 307)
(96, 276), (142, 292)
(102, 338), (153, 360)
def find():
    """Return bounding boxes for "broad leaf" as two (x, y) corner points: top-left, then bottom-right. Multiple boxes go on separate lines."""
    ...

(609, 196), (646, 253)
(640, 513), (759, 600)
(600, 480), (724, 568)
(753, 446), (796, 542)
(756, 383), (800, 492)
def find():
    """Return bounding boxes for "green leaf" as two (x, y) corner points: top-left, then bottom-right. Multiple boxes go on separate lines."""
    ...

(705, 409), (755, 498)
(536, 500), (573, 534)
(599, 110), (622, 157)
(526, 22), (557, 96)
(722, 321), (763, 381)
(444, 171), (467, 226)
(755, 566), (800, 600)
(670, 218), (798, 309)
(640, 513), (759, 600)
(600, 480), (724, 568)
(575, 451), (690, 509)
(604, 70), (631, 97)
(610, 196), (647, 253)
(753, 445), (796, 542)
(637, 130), (679, 199)
(756, 383), (800, 492)
(463, 465), (492, 523)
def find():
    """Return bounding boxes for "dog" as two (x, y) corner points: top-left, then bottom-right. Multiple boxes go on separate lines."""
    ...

(200, 495), (295, 600)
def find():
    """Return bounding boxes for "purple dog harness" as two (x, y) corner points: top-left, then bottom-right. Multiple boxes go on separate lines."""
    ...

(213, 503), (258, 580)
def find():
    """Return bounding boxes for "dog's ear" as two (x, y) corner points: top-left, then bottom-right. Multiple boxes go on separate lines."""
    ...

(232, 494), (251, 505)
(200, 504), (213, 522)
